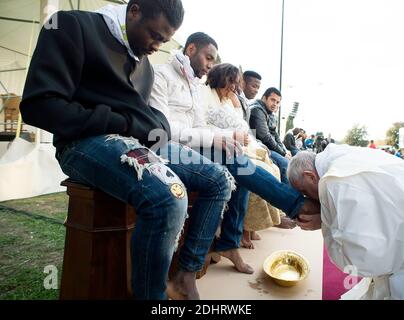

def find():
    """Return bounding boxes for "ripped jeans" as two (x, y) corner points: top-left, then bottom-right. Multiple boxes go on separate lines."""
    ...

(58, 135), (232, 300)
(196, 148), (305, 252)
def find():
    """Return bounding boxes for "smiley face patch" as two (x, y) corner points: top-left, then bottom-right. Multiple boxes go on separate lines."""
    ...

(170, 183), (186, 199)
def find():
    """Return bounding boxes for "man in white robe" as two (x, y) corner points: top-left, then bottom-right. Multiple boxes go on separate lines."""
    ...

(287, 144), (404, 300)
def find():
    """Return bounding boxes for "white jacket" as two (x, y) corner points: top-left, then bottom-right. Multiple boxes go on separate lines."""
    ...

(149, 54), (233, 148)
(317, 144), (404, 299)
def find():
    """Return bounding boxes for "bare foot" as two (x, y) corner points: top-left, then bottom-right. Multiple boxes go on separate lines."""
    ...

(210, 252), (221, 264)
(166, 281), (187, 300)
(241, 230), (254, 249)
(299, 198), (321, 215)
(275, 216), (297, 229)
(166, 270), (200, 300)
(250, 231), (261, 240)
(217, 248), (254, 274)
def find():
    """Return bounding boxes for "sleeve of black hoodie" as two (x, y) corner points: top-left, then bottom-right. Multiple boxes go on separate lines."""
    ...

(249, 107), (287, 156)
(283, 133), (294, 151)
(20, 12), (128, 140)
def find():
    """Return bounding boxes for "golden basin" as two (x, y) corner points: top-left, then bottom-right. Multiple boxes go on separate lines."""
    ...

(263, 250), (310, 287)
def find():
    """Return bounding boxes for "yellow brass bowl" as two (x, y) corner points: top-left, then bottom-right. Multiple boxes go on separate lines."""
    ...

(263, 250), (310, 287)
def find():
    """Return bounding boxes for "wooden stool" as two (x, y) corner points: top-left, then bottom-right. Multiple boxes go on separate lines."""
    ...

(60, 180), (212, 300)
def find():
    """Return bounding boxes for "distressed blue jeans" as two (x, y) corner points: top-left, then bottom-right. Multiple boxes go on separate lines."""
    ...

(196, 148), (305, 252)
(58, 135), (231, 300)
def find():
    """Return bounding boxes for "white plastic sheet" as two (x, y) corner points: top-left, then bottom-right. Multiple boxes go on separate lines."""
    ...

(0, 138), (67, 201)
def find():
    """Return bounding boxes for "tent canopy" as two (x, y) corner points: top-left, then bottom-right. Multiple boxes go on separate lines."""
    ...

(0, 0), (182, 96)
(0, 0), (183, 201)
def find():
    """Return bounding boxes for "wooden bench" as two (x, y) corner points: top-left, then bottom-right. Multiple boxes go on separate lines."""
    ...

(59, 180), (213, 299)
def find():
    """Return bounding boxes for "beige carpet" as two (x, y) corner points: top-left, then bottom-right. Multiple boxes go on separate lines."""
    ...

(197, 227), (323, 300)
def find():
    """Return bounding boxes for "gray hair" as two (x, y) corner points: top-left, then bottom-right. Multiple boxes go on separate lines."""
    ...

(287, 151), (317, 184)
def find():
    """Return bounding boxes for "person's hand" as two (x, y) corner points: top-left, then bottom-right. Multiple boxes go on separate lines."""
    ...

(296, 213), (321, 231)
(285, 152), (292, 160)
(233, 131), (249, 146)
(295, 198), (321, 231)
(228, 91), (241, 108)
(213, 134), (243, 158)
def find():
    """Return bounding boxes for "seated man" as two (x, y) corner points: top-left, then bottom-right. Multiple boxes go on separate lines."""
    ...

(241, 70), (262, 102)
(283, 127), (303, 156)
(150, 32), (320, 275)
(20, 0), (232, 300)
(235, 70), (261, 131)
(287, 145), (404, 300)
(249, 88), (291, 183)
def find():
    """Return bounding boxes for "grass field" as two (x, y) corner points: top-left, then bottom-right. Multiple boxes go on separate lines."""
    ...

(0, 192), (68, 300)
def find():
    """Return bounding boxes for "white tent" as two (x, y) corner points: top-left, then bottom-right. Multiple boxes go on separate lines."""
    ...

(0, 0), (182, 201)
(0, 0), (181, 96)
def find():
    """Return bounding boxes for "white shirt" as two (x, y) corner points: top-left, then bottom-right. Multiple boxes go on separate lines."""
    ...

(149, 55), (233, 148)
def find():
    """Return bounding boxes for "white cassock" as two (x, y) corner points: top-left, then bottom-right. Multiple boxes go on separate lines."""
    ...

(316, 144), (404, 300)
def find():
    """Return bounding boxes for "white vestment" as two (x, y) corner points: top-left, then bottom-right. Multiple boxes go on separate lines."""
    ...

(316, 144), (404, 300)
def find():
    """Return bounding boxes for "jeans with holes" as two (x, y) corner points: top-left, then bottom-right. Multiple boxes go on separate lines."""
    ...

(196, 147), (305, 252)
(58, 135), (231, 300)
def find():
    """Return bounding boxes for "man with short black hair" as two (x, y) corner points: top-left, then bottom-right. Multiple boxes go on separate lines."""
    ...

(150, 33), (321, 284)
(283, 128), (303, 156)
(242, 70), (262, 100)
(20, 1), (232, 300)
(250, 87), (291, 183)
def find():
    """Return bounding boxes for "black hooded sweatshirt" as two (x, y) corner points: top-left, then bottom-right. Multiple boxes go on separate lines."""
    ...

(20, 10), (171, 155)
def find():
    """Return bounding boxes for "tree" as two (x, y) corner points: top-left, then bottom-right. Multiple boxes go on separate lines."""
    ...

(385, 122), (404, 149)
(344, 124), (369, 147)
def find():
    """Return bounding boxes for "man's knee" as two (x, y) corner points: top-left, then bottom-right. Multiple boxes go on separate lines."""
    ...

(199, 163), (234, 200)
(147, 183), (188, 219)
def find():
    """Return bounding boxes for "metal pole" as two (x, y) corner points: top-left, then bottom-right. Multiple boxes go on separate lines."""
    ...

(0, 16), (40, 24)
(0, 45), (31, 57)
(0, 80), (8, 94)
(0, 68), (26, 73)
(278, 0), (285, 135)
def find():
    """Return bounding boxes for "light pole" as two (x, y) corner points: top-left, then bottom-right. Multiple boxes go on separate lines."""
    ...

(278, 0), (285, 135)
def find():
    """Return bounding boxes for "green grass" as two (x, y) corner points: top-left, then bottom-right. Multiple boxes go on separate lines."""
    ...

(0, 192), (68, 300)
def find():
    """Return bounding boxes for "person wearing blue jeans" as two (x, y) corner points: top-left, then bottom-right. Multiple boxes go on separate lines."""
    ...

(269, 149), (291, 184)
(150, 32), (322, 275)
(20, 0), (232, 300)
(249, 88), (293, 184)
(283, 128), (303, 158)
(58, 135), (232, 299)
(197, 147), (311, 273)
